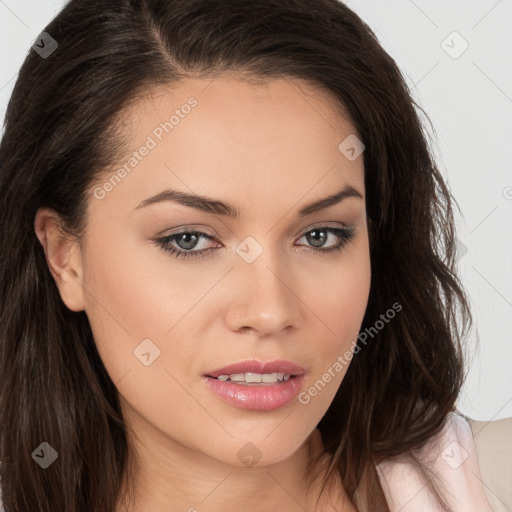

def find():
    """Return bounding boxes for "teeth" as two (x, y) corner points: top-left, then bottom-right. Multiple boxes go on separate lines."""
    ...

(215, 372), (292, 383)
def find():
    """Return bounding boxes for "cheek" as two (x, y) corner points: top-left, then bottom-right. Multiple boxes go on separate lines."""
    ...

(308, 235), (371, 344)
(80, 229), (213, 439)
(296, 255), (370, 417)
(80, 223), (209, 383)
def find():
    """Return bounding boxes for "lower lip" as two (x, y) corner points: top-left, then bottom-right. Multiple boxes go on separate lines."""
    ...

(202, 375), (305, 411)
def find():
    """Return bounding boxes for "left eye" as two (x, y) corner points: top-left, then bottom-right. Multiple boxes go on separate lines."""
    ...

(155, 230), (218, 259)
(154, 226), (355, 260)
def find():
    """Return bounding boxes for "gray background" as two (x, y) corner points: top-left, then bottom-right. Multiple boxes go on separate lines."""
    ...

(1, 0), (511, 421)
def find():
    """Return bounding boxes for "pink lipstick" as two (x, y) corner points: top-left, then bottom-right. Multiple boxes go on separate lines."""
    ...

(203, 359), (306, 411)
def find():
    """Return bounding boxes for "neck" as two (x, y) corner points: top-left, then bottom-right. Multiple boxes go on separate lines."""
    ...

(115, 418), (354, 511)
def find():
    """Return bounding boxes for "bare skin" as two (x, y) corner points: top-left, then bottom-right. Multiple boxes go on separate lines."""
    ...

(34, 74), (369, 511)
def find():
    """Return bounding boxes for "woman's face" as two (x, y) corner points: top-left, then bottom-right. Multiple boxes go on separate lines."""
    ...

(63, 75), (370, 467)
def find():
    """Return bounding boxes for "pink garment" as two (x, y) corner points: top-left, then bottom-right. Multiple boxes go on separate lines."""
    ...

(376, 411), (494, 511)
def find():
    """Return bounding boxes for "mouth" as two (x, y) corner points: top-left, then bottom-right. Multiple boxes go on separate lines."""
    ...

(205, 358), (306, 380)
(202, 359), (306, 411)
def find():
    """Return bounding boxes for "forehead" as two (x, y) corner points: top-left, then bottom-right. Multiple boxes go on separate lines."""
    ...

(90, 75), (365, 218)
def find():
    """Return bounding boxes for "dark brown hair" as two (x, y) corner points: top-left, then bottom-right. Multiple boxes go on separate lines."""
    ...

(0, 0), (470, 510)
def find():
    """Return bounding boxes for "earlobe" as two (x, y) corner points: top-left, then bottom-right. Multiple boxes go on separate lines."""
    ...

(33, 207), (86, 312)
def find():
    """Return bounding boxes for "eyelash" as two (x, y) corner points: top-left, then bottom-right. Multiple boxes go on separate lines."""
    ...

(154, 226), (356, 260)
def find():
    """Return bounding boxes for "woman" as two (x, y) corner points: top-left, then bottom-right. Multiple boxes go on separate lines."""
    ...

(0, 0), (509, 510)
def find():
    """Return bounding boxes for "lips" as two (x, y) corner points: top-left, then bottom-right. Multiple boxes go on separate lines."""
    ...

(205, 359), (306, 379)
(203, 359), (307, 411)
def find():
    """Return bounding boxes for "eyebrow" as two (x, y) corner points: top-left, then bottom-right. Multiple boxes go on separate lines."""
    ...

(134, 184), (363, 218)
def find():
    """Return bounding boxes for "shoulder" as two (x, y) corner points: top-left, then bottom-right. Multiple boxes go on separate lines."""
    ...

(467, 415), (512, 512)
(375, 411), (503, 512)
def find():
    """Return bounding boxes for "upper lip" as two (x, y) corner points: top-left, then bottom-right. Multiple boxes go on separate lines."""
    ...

(206, 359), (306, 378)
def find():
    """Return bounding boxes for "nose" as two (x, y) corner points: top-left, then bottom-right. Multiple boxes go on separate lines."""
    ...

(225, 242), (302, 337)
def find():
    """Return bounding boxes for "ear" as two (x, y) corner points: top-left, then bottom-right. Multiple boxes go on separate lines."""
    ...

(34, 207), (86, 312)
